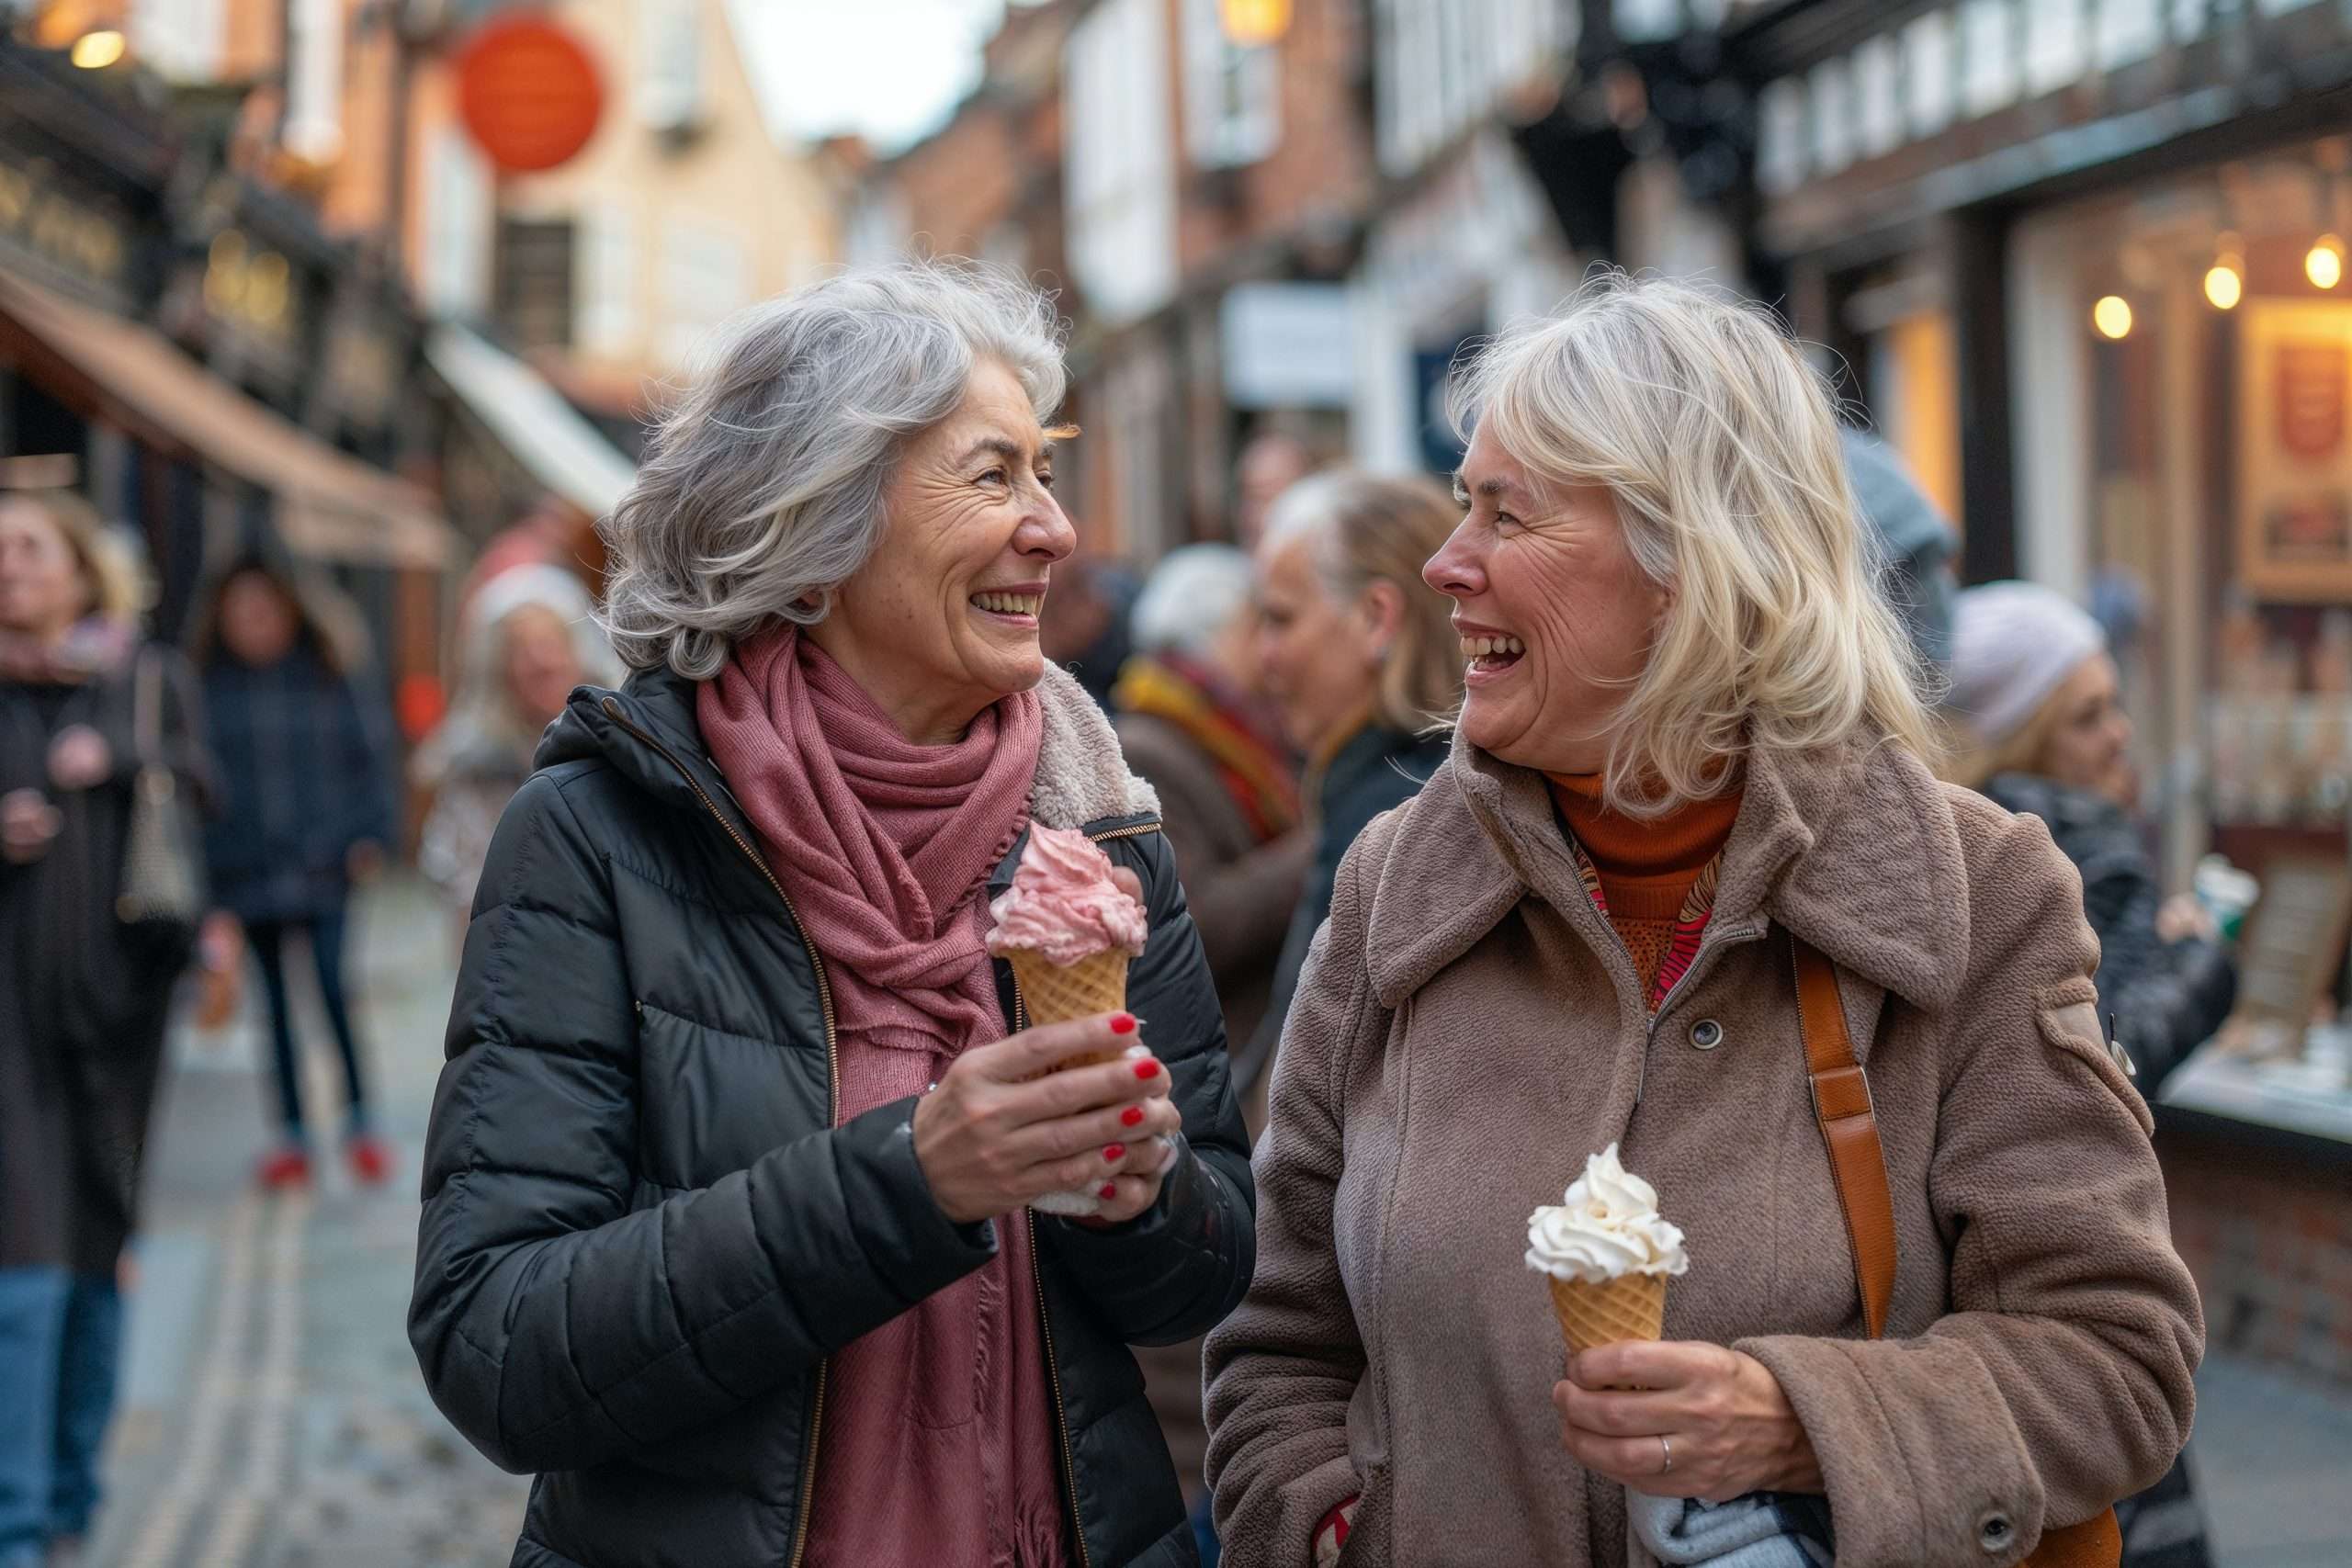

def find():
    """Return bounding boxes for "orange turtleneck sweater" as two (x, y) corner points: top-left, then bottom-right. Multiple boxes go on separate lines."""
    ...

(1545, 773), (1744, 995)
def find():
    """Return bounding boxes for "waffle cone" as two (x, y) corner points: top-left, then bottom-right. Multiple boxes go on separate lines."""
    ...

(1007, 947), (1132, 1072)
(1546, 1272), (1667, 1362)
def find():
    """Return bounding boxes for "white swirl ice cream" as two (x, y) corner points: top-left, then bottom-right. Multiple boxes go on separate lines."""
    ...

(1523, 1143), (1690, 1285)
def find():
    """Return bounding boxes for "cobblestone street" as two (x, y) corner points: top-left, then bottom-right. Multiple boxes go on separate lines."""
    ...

(87, 878), (528, 1567)
(68, 880), (2352, 1566)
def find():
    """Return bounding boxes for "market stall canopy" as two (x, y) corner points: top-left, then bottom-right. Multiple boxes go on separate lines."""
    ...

(424, 323), (636, 519)
(0, 272), (455, 569)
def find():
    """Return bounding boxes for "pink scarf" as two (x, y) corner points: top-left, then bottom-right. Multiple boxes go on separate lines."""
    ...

(697, 625), (1069, 1568)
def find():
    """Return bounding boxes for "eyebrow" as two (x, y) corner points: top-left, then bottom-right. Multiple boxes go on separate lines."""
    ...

(959, 435), (1057, 467)
(1452, 473), (1523, 505)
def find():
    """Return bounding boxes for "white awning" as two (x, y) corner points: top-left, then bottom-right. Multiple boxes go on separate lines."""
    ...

(425, 324), (638, 518)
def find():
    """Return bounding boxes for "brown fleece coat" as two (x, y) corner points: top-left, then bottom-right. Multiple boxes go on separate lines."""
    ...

(1203, 733), (2202, 1568)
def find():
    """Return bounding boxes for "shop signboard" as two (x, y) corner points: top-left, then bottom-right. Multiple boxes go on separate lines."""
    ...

(455, 12), (606, 174)
(0, 150), (134, 310)
(2238, 299), (2352, 602)
(1219, 284), (1353, 410)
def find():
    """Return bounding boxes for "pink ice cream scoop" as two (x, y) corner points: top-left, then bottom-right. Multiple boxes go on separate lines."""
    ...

(986, 825), (1149, 965)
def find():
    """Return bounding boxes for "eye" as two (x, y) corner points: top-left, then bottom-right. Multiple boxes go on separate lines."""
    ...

(978, 466), (1010, 487)
(1036, 468), (1056, 491)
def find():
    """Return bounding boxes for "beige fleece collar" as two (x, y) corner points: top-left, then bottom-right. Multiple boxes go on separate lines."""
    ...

(1362, 728), (1968, 1015)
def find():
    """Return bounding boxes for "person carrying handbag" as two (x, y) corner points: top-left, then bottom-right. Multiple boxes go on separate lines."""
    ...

(0, 487), (211, 1568)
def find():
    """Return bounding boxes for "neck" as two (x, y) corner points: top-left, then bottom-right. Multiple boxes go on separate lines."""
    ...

(804, 626), (989, 746)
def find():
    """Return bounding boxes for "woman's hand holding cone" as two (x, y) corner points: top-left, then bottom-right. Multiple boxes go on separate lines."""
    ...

(914, 1011), (1181, 1224)
(1551, 1341), (1821, 1501)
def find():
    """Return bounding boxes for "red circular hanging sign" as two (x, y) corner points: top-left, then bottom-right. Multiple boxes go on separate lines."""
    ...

(454, 12), (605, 174)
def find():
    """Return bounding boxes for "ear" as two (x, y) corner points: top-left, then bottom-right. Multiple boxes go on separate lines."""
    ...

(1357, 579), (1407, 664)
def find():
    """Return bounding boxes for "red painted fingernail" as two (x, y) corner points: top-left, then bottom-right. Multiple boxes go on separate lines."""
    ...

(1109, 1012), (1136, 1035)
(1133, 1060), (1159, 1079)
(1099, 1183), (1118, 1199)
(1102, 1144), (1125, 1162)
(1120, 1106), (1145, 1127)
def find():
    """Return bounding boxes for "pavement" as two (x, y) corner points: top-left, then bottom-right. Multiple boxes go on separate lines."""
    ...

(73, 874), (2352, 1565)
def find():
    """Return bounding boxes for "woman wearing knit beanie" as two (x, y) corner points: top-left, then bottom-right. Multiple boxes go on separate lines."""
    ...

(1946, 581), (2237, 1092)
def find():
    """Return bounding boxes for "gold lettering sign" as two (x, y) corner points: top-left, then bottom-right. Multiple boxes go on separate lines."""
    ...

(0, 156), (131, 293)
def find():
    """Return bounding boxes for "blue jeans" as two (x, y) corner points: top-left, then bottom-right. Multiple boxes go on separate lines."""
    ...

(0, 1269), (123, 1562)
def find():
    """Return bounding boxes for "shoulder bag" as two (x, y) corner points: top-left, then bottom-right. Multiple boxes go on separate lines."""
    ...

(116, 647), (205, 941)
(1791, 933), (2122, 1568)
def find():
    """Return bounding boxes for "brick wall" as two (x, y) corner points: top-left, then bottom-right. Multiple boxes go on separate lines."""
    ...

(2156, 1120), (2352, 1387)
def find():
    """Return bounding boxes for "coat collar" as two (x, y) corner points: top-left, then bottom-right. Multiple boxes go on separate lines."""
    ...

(1362, 728), (1968, 1014)
(542, 655), (1159, 845)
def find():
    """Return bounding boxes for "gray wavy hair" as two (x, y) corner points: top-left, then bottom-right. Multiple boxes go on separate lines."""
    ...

(599, 259), (1069, 679)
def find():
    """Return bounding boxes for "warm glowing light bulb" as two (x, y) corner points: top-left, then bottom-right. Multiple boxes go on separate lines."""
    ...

(1219, 0), (1292, 44)
(2308, 236), (2345, 289)
(69, 29), (126, 69)
(2204, 262), (2244, 310)
(2092, 295), (2134, 340)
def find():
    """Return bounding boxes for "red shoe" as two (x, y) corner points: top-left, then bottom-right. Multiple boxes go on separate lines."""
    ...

(256, 1145), (311, 1190)
(345, 1133), (394, 1187)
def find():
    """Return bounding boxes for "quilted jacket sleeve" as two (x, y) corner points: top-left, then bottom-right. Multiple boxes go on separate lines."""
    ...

(408, 773), (999, 1475)
(1202, 834), (1380, 1564)
(1039, 826), (1257, 1345)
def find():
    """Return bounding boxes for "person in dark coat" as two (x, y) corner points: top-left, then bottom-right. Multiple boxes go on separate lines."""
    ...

(1947, 580), (2229, 1568)
(1232, 471), (1463, 1122)
(0, 488), (209, 1568)
(408, 261), (1254, 1568)
(188, 558), (398, 1189)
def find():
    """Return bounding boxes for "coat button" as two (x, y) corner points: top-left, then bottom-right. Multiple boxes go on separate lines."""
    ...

(1690, 1019), (1724, 1051)
(1977, 1511), (2015, 1554)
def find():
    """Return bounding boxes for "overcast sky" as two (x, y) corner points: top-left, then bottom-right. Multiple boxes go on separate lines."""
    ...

(729, 0), (1013, 153)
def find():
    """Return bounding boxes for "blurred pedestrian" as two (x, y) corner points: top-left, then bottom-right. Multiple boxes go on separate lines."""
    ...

(1232, 430), (1317, 552)
(0, 488), (209, 1568)
(1946, 581), (2235, 1094)
(412, 564), (617, 925)
(1206, 275), (2199, 1568)
(1113, 544), (1306, 1060)
(187, 556), (399, 1190)
(1109, 544), (1307, 1557)
(410, 261), (1252, 1567)
(1949, 582), (2227, 1568)
(1038, 554), (1140, 710)
(1841, 427), (1959, 674)
(1233, 470), (1462, 1119)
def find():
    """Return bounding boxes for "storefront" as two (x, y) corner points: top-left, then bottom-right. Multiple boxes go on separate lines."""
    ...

(1739, 0), (2352, 1387)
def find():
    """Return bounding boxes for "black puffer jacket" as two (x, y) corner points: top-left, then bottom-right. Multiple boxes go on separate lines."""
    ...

(1984, 773), (2236, 1089)
(409, 662), (1255, 1568)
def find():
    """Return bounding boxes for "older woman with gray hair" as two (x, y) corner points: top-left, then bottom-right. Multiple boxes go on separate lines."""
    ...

(409, 261), (1254, 1568)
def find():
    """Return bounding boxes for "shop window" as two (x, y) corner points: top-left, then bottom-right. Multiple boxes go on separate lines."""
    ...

(2013, 141), (2352, 889)
(282, 0), (344, 165)
(639, 0), (706, 138)
(494, 218), (576, 353)
(659, 221), (747, 367)
(419, 124), (491, 321)
(1182, 0), (1280, 170)
(576, 204), (637, 357)
(130, 0), (224, 81)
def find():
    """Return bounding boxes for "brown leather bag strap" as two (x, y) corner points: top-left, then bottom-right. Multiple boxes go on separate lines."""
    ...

(1791, 933), (1897, 1340)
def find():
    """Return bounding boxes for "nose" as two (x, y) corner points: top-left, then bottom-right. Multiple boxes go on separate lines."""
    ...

(1422, 518), (1485, 600)
(1018, 491), (1079, 564)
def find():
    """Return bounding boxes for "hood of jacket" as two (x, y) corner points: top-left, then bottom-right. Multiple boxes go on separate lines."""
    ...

(1356, 727), (1973, 1018)
(537, 655), (1161, 843)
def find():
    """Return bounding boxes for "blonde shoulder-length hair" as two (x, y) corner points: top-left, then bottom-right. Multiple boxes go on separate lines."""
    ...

(1449, 272), (1938, 816)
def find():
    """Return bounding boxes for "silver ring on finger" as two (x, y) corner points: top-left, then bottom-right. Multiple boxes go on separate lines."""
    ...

(1658, 1435), (1672, 1475)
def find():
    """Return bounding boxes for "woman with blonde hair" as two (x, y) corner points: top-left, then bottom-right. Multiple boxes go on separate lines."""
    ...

(1, 486), (209, 1568)
(1205, 276), (2200, 1567)
(1236, 470), (1463, 1115)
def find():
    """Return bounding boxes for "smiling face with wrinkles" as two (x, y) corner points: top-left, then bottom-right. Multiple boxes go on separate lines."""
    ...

(808, 358), (1077, 745)
(1420, 424), (1671, 774)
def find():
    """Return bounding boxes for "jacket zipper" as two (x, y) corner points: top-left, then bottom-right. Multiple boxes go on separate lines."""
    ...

(596, 700), (838, 1568)
(1004, 818), (1158, 1568)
